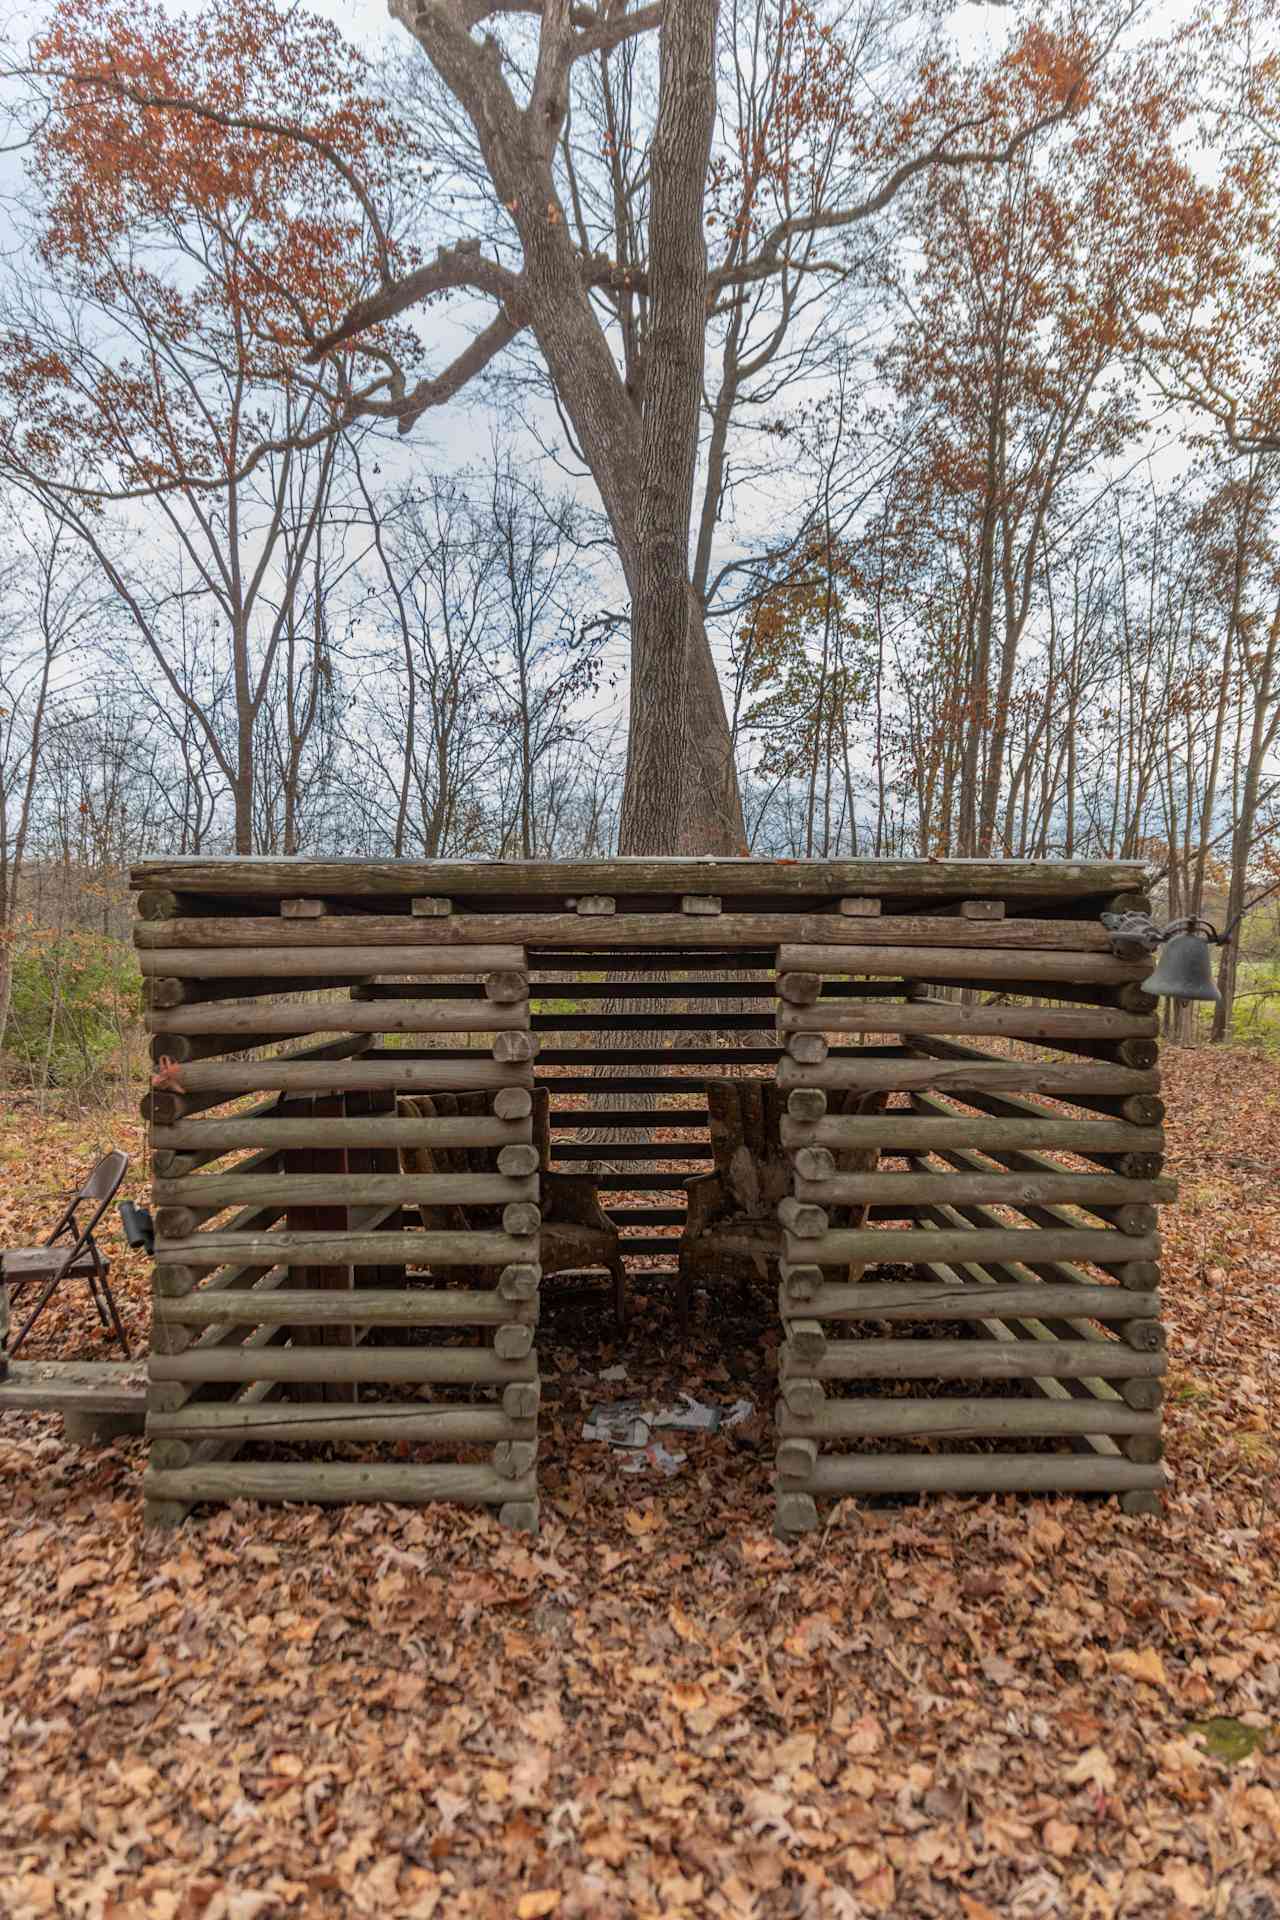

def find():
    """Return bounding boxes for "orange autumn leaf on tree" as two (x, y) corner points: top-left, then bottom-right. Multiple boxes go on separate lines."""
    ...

(2, 0), (425, 490)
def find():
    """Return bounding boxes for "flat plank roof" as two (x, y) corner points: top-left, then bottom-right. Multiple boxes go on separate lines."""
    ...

(132, 856), (1150, 902)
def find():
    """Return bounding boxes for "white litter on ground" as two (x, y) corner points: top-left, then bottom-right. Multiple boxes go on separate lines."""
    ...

(582, 1394), (755, 1475)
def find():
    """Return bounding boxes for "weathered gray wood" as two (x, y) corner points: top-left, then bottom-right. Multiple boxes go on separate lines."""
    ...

(904, 1111), (1175, 1238)
(777, 972), (823, 1005)
(155, 1287), (532, 1328)
(682, 894), (722, 914)
(777, 1197), (828, 1239)
(783, 1339), (1166, 1382)
(499, 1263), (541, 1301)
(948, 899), (1005, 919)
(791, 1147), (836, 1180)
(779, 1377), (824, 1418)
(494, 1324), (534, 1360)
(778, 999), (1156, 1040)
(800, 1456), (1163, 1494)
(138, 944), (524, 977)
(1119, 1379), (1163, 1411)
(486, 971), (530, 1003)
(494, 1087), (533, 1120)
(503, 1381), (541, 1419)
(780, 1263), (822, 1301)
(777, 1055), (1158, 1097)
(498, 1145), (541, 1176)
(153, 1116), (530, 1154)
(838, 897), (881, 916)
(896, 1081), (1163, 1174)
(777, 1436), (819, 1480)
(148, 1402), (533, 1442)
(1121, 1318), (1166, 1352)
(154, 1230), (534, 1270)
(143, 1462), (535, 1505)
(777, 1397), (1160, 1439)
(281, 897), (325, 917)
(136, 887), (181, 919)
(146, 974), (360, 1007)
(0, 1359), (146, 1415)
(912, 1202), (1163, 1329)
(785, 1319), (826, 1362)
(131, 856), (1149, 900)
(493, 1031), (538, 1063)
(153, 1172), (536, 1209)
(795, 1171), (1175, 1208)
(148, 998), (528, 1036)
(782, 1280), (1160, 1322)
(155, 1207), (202, 1241)
(149, 1031), (282, 1065)
(786, 1089), (828, 1121)
(774, 1490), (819, 1534)
(493, 1439), (538, 1478)
(137, 912), (1131, 957)
(778, 943), (1145, 982)
(786, 1033), (828, 1065)
(411, 896), (452, 916)
(143, 1032), (374, 1125)
(902, 1033), (1165, 1122)
(166, 1059), (532, 1096)
(149, 1346), (537, 1384)
(788, 1225), (1158, 1268)
(781, 1114), (1164, 1155)
(1046, 1035), (1160, 1070)
(501, 1202), (541, 1236)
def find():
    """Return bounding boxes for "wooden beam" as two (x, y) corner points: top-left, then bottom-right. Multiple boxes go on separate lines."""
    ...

(137, 913), (1129, 955)
(777, 999), (1156, 1040)
(129, 856), (1150, 899)
(143, 1462), (535, 1505)
(137, 944), (525, 977)
(778, 942), (1144, 982)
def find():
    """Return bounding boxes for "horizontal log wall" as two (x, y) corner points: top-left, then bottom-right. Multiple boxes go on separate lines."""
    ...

(772, 924), (1171, 1535)
(133, 911), (544, 1532)
(131, 855), (1165, 1535)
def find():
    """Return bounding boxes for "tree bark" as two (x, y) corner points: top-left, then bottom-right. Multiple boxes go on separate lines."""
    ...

(403, 0), (743, 856)
(617, 0), (728, 853)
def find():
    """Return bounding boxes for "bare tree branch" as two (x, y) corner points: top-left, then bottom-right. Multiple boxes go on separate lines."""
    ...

(304, 237), (524, 361)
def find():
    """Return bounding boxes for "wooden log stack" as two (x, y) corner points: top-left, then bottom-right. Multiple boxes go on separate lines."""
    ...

(772, 889), (1172, 1537)
(132, 855), (1170, 1536)
(136, 886), (541, 1532)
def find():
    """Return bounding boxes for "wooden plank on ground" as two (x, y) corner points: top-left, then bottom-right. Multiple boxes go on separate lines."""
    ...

(0, 1360), (147, 1415)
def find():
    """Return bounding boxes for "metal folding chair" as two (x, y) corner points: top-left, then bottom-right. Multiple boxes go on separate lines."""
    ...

(3, 1151), (131, 1358)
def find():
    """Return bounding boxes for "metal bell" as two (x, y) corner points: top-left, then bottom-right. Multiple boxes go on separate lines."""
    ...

(1142, 930), (1222, 1005)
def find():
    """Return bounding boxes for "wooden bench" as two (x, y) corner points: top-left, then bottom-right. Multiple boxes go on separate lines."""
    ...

(0, 1361), (146, 1441)
(0, 1287), (145, 1440)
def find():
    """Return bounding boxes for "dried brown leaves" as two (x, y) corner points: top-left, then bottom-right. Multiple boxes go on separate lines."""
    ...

(1, 1050), (1278, 1917)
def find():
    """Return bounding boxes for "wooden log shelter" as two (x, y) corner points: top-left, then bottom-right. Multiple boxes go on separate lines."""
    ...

(128, 856), (1172, 1533)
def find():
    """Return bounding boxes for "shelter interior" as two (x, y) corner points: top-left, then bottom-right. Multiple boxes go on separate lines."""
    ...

(130, 857), (1170, 1534)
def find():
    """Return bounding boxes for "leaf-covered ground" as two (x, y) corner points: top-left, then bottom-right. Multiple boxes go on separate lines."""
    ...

(2, 1048), (1278, 1919)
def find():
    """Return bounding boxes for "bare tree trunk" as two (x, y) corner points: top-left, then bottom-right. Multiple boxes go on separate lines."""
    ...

(1212, 590), (1280, 1040)
(618, 0), (723, 854)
